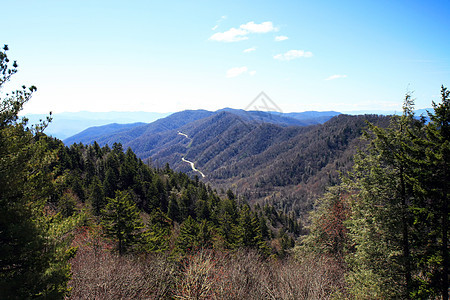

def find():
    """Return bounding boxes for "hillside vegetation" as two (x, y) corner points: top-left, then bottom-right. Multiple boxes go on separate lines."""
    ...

(66, 108), (390, 219)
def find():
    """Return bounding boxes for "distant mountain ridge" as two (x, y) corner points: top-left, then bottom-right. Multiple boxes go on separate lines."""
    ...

(63, 122), (147, 145)
(216, 108), (341, 126)
(64, 109), (215, 146)
(63, 108), (341, 147)
(27, 108), (431, 140)
(25, 111), (171, 139)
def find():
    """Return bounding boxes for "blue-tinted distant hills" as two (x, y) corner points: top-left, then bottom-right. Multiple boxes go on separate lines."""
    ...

(63, 108), (341, 147)
(24, 111), (171, 140)
(37, 108), (432, 141)
(63, 122), (147, 146)
(63, 109), (214, 146)
(217, 108), (341, 126)
(281, 111), (341, 123)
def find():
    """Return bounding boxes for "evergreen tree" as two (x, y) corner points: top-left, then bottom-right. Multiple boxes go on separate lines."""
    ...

(345, 95), (420, 298)
(143, 209), (172, 252)
(120, 147), (138, 190)
(197, 219), (214, 248)
(426, 87), (450, 299)
(0, 45), (74, 298)
(71, 172), (85, 202)
(176, 215), (200, 253)
(216, 211), (237, 249)
(58, 191), (77, 217)
(103, 167), (118, 198)
(236, 204), (259, 248)
(102, 190), (144, 255)
(89, 175), (105, 216)
(345, 93), (437, 298)
(234, 204), (269, 254)
(195, 199), (210, 220)
(301, 88), (449, 298)
(411, 86), (450, 299)
(167, 194), (180, 222)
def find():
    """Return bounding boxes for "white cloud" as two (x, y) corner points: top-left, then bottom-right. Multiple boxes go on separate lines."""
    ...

(226, 66), (248, 78)
(273, 50), (313, 61)
(275, 35), (288, 41)
(240, 21), (277, 33)
(210, 21), (277, 42)
(243, 47), (256, 53)
(325, 74), (348, 80)
(212, 25), (219, 30)
(209, 27), (249, 42)
(249, 70), (256, 76)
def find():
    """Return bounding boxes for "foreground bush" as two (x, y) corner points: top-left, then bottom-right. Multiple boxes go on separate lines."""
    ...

(69, 240), (345, 299)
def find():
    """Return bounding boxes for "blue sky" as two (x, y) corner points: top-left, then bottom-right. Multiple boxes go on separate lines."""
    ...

(3, 0), (449, 114)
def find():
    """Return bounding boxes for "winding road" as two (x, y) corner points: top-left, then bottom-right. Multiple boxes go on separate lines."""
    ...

(177, 131), (206, 178)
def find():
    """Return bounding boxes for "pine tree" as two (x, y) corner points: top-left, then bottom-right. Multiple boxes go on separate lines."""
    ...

(235, 204), (269, 254)
(215, 197), (239, 249)
(102, 190), (144, 255)
(167, 194), (180, 222)
(103, 167), (118, 198)
(345, 93), (422, 298)
(89, 175), (105, 216)
(176, 215), (200, 253)
(236, 204), (259, 248)
(143, 209), (172, 252)
(0, 45), (74, 298)
(411, 86), (450, 299)
(216, 211), (237, 249)
(120, 147), (138, 190)
(426, 86), (450, 299)
(197, 219), (213, 248)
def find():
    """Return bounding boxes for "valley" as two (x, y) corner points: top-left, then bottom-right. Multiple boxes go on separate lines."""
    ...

(64, 108), (390, 218)
(178, 131), (206, 178)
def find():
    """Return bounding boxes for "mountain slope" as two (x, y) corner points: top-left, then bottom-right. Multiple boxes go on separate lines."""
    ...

(62, 109), (387, 218)
(147, 113), (390, 216)
(64, 109), (339, 148)
(64, 122), (147, 145)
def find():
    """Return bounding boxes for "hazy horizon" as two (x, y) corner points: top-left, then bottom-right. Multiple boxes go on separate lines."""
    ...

(22, 105), (433, 116)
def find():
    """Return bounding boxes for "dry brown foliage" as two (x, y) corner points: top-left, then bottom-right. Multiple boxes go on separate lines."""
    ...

(68, 232), (345, 299)
(173, 249), (345, 299)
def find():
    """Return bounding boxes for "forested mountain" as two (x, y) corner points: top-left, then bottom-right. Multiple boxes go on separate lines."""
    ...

(280, 110), (341, 122)
(65, 109), (389, 218)
(189, 114), (390, 216)
(64, 108), (340, 147)
(217, 108), (340, 126)
(62, 122), (146, 145)
(64, 109), (215, 145)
